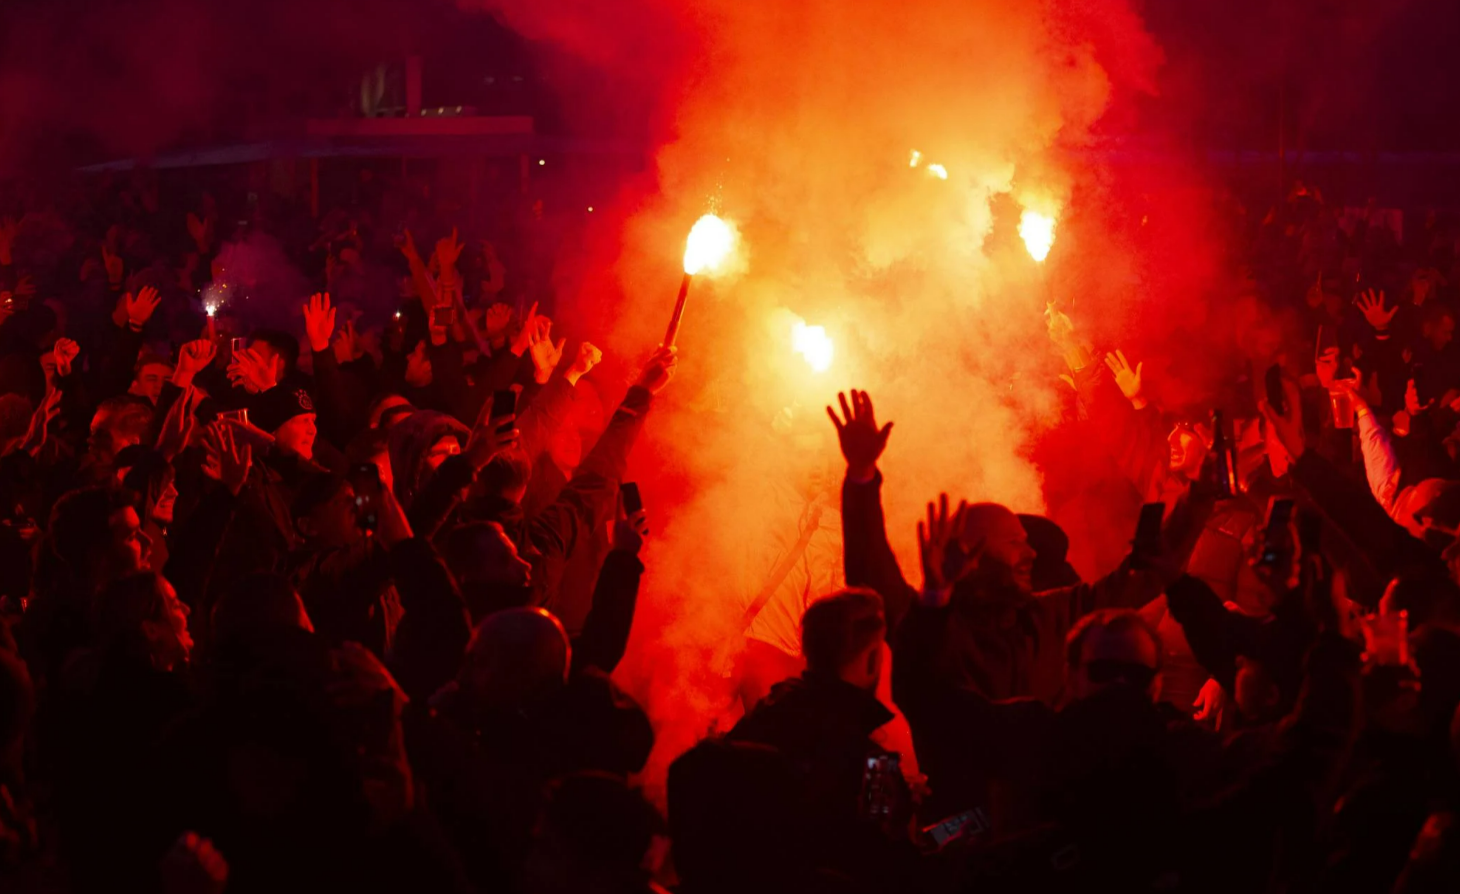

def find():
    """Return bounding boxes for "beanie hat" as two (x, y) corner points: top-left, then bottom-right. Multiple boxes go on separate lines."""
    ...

(253, 386), (315, 434)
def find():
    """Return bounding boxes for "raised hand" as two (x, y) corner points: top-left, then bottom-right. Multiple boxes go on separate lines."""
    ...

(466, 411), (520, 470)
(1104, 349), (1146, 409)
(333, 319), (363, 364)
(122, 285), (162, 330)
(484, 302), (514, 345)
(201, 422), (253, 495)
(511, 301), (541, 356)
(18, 388), (62, 457)
(52, 338), (80, 378)
(1356, 289), (1397, 332)
(1406, 378), (1434, 416)
(565, 341), (603, 386)
(917, 493), (972, 607)
(227, 346), (275, 395)
(434, 227), (464, 283)
(303, 292), (337, 353)
(1259, 373), (1306, 462)
(827, 390), (892, 481)
(186, 212), (213, 253)
(527, 318), (566, 384)
(398, 228), (421, 261)
(635, 345), (678, 395)
(174, 339), (217, 388)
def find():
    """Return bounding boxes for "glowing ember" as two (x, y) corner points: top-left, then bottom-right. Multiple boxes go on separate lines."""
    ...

(1019, 210), (1056, 263)
(682, 214), (735, 276)
(792, 321), (834, 372)
(926, 163), (948, 180)
(909, 149), (922, 168)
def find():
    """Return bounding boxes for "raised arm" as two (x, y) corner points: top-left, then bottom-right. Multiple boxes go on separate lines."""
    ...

(829, 390), (915, 633)
(572, 508), (648, 675)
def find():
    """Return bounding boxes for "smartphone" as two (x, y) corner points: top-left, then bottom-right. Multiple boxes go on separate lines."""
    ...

(621, 482), (644, 517)
(430, 304), (454, 328)
(1413, 362), (1440, 407)
(348, 463), (382, 533)
(491, 389), (517, 420)
(921, 809), (990, 852)
(1258, 498), (1296, 569)
(1132, 502), (1165, 558)
(1316, 323), (1338, 357)
(217, 408), (249, 427)
(1264, 364), (1287, 417)
(230, 337), (248, 357)
(859, 753), (902, 821)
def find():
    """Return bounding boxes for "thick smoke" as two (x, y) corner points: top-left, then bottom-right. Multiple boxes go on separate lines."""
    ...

(473, 0), (1194, 790)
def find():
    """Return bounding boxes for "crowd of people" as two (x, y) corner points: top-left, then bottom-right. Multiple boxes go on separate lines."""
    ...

(1, 167), (1460, 893)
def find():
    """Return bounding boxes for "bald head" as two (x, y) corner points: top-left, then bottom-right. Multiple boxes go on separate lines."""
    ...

(461, 608), (571, 709)
(960, 502), (1036, 594)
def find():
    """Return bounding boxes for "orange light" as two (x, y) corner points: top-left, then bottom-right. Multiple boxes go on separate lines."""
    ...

(683, 214), (735, 276)
(1018, 210), (1056, 263)
(792, 321), (834, 372)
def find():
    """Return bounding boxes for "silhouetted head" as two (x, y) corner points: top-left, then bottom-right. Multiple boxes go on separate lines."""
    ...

(459, 607), (569, 711)
(959, 503), (1037, 595)
(800, 588), (884, 691)
(1064, 608), (1163, 703)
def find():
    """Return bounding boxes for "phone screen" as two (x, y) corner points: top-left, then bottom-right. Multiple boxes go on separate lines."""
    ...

(430, 305), (454, 329)
(1264, 364), (1287, 416)
(1133, 502), (1165, 556)
(622, 482), (644, 516)
(1260, 498), (1296, 568)
(491, 389), (517, 420)
(349, 463), (382, 532)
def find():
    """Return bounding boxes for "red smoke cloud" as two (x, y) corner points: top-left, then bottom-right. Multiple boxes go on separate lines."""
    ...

(474, 0), (1219, 795)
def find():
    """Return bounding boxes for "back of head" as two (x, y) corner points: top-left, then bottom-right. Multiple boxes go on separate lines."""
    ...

(1065, 608), (1163, 702)
(460, 608), (570, 710)
(668, 739), (809, 888)
(90, 395), (154, 460)
(249, 327), (300, 376)
(800, 588), (884, 678)
(1019, 514), (1082, 591)
(47, 486), (129, 569)
(475, 447), (533, 505)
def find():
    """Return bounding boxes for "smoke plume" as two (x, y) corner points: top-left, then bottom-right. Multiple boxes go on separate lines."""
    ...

(470, 0), (1207, 791)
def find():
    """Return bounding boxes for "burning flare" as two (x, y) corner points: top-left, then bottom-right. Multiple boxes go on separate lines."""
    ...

(926, 163), (948, 180)
(1018, 210), (1056, 263)
(683, 214), (736, 276)
(908, 149), (922, 168)
(791, 321), (834, 373)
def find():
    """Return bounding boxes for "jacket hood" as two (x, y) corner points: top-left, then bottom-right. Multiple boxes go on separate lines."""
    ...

(388, 410), (470, 508)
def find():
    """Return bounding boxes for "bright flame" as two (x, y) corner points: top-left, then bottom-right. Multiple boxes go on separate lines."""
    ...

(791, 321), (834, 372)
(204, 303), (217, 317)
(682, 214), (735, 276)
(926, 163), (948, 180)
(1018, 210), (1056, 263)
(908, 149), (922, 168)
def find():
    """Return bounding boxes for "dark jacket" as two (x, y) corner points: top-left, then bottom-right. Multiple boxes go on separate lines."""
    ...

(729, 672), (898, 821)
(843, 473), (1166, 704)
